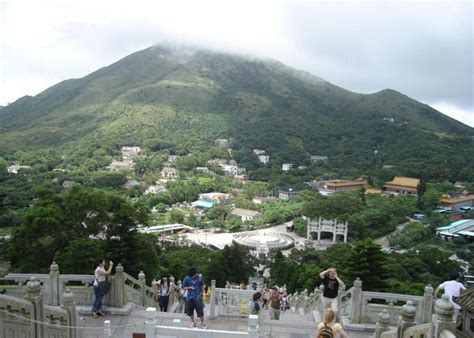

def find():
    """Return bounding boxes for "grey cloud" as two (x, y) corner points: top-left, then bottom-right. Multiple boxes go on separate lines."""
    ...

(281, 2), (473, 110)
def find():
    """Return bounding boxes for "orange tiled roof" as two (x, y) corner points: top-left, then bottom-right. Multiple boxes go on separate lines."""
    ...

(384, 176), (420, 188)
(440, 195), (474, 204)
(326, 179), (367, 188)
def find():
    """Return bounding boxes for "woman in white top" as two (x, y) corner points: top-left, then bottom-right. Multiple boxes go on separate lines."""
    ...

(316, 308), (348, 338)
(91, 258), (113, 318)
(157, 275), (172, 312)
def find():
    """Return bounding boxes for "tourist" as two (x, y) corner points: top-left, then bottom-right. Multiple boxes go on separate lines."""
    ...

(269, 288), (282, 320)
(250, 292), (262, 315)
(281, 294), (289, 312)
(91, 258), (113, 318)
(435, 273), (466, 321)
(315, 308), (348, 338)
(262, 288), (268, 309)
(319, 267), (345, 317)
(182, 267), (207, 329)
(157, 275), (172, 312)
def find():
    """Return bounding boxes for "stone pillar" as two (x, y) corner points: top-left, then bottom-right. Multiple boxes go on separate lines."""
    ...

(25, 276), (44, 338)
(138, 271), (146, 307)
(49, 261), (60, 306)
(317, 217), (322, 242)
(61, 288), (77, 338)
(375, 309), (391, 338)
(421, 284), (433, 324)
(344, 222), (348, 243)
(350, 278), (363, 324)
(248, 314), (259, 338)
(397, 300), (416, 338)
(114, 263), (125, 308)
(307, 218), (311, 240)
(104, 320), (111, 338)
(145, 307), (157, 337)
(169, 276), (175, 305)
(210, 279), (216, 318)
(433, 294), (456, 337)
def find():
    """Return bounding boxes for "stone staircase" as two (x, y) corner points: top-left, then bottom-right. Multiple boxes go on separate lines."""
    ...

(77, 306), (373, 338)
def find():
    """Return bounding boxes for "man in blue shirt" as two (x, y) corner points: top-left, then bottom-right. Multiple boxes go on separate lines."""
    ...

(182, 267), (207, 329)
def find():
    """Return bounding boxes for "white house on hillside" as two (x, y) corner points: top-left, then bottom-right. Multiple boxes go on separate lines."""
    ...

(231, 208), (263, 222)
(121, 146), (141, 161)
(161, 167), (179, 179)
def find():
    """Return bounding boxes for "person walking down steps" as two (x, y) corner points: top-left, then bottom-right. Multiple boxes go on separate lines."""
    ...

(182, 267), (207, 329)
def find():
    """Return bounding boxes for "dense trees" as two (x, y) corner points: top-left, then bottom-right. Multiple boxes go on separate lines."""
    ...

(268, 239), (461, 295)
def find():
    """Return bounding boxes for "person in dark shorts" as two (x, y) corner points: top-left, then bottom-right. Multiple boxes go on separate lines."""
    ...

(182, 267), (207, 329)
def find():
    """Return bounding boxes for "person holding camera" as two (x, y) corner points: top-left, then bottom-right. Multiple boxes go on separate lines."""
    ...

(92, 258), (113, 318)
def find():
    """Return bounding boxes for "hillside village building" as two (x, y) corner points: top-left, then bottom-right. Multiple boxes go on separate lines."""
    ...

(439, 193), (474, 210)
(282, 163), (293, 171)
(195, 166), (210, 173)
(221, 164), (238, 177)
(7, 164), (32, 174)
(234, 174), (249, 181)
(107, 160), (134, 171)
(253, 196), (279, 204)
(253, 149), (266, 155)
(62, 180), (76, 189)
(230, 208), (263, 222)
(310, 155), (328, 163)
(167, 155), (180, 162)
(258, 155), (269, 164)
(214, 138), (229, 147)
(384, 176), (420, 196)
(318, 178), (368, 196)
(145, 184), (167, 195)
(192, 192), (232, 208)
(123, 179), (140, 189)
(278, 189), (300, 199)
(160, 167), (179, 179)
(121, 146), (141, 161)
(436, 219), (474, 242)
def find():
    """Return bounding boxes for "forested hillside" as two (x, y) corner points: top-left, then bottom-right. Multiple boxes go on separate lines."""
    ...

(0, 44), (472, 182)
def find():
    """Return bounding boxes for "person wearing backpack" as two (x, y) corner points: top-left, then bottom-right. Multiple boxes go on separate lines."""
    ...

(316, 308), (348, 338)
(182, 267), (207, 329)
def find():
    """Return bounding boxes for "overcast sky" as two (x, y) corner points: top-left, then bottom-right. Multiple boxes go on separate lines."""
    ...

(1, 0), (473, 126)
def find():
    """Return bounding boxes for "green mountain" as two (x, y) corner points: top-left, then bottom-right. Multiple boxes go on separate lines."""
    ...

(0, 44), (472, 180)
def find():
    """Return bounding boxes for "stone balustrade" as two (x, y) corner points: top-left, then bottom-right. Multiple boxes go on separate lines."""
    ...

(144, 307), (259, 338)
(0, 261), (156, 310)
(209, 280), (256, 318)
(0, 276), (77, 338)
(374, 293), (457, 338)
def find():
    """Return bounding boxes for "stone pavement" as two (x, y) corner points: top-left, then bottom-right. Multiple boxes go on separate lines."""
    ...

(79, 306), (373, 338)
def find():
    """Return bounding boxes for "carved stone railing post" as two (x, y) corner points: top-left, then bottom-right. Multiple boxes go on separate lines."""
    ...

(61, 288), (77, 338)
(104, 320), (111, 338)
(210, 280), (216, 318)
(138, 271), (146, 307)
(375, 309), (391, 338)
(146, 307), (157, 337)
(25, 276), (44, 338)
(397, 300), (416, 338)
(248, 314), (258, 338)
(169, 275), (175, 305)
(433, 294), (456, 337)
(49, 261), (60, 306)
(350, 278), (363, 323)
(114, 263), (125, 308)
(421, 284), (433, 324)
